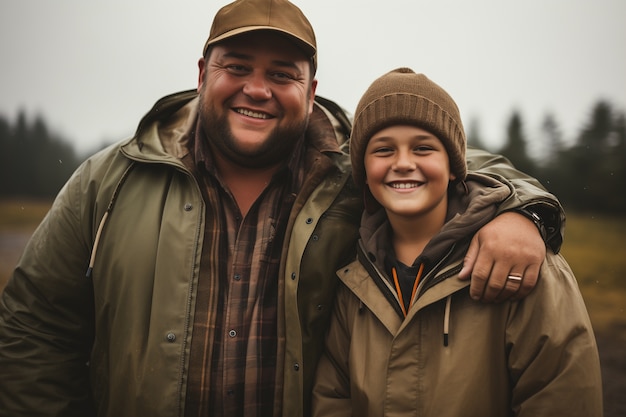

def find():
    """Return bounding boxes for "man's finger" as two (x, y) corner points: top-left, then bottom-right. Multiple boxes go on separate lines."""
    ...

(458, 236), (479, 281)
(511, 263), (541, 301)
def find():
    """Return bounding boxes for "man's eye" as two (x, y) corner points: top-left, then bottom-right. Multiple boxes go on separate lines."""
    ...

(226, 65), (249, 74)
(271, 72), (294, 81)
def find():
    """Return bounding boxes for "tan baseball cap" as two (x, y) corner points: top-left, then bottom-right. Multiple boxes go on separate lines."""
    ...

(203, 0), (317, 70)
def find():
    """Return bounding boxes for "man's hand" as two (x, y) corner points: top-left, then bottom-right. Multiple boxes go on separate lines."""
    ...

(458, 211), (546, 302)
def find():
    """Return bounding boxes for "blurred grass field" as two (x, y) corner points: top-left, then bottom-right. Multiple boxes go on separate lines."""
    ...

(0, 199), (52, 232)
(0, 199), (52, 289)
(559, 211), (626, 333)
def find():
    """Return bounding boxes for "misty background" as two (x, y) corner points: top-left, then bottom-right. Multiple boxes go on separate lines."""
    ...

(1, 0), (625, 212)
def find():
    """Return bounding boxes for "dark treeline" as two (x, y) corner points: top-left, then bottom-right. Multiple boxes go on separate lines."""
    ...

(470, 99), (626, 214)
(0, 112), (80, 199)
(1, 100), (626, 213)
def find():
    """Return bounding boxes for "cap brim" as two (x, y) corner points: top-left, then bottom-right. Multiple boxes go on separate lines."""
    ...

(203, 26), (316, 59)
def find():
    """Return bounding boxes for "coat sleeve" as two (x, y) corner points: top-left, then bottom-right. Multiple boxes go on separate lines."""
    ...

(311, 284), (355, 417)
(0, 165), (97, 416)
(506, 252), (603, 416)
(465, 146), (564, 252)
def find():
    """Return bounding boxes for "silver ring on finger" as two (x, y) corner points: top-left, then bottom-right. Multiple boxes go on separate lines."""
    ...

(506, 274), (523, 283)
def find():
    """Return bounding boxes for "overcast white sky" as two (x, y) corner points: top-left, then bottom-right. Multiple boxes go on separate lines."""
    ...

(1, 0), (625, 155)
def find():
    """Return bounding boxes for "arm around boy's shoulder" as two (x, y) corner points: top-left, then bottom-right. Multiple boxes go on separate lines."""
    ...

(465, 146), (564, 253)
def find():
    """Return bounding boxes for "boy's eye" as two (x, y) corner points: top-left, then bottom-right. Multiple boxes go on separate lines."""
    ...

(372, 147), (393, 154)
(414, 145), (434, 152)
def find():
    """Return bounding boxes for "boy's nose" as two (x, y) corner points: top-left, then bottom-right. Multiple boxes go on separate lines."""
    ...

(393, 151), (416, 171)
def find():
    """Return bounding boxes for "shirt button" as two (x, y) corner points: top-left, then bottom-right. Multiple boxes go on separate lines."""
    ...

(184, 203), (193, 211)
(228, 330), (237, 338)
(166, 332), (176, 342)
(234, 274), (241, 281)
(293, 363), (300, 371)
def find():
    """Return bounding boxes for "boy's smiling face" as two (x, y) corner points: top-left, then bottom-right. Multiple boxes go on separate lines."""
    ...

(364, 124), (454, 221)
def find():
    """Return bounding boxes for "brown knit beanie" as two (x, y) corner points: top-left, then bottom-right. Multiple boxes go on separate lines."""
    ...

(350, 67), (467, 190)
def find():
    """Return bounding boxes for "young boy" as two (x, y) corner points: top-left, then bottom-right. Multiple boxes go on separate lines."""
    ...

(311, 68), (602, 416)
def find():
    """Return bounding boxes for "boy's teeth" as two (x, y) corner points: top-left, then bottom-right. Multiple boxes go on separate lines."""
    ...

(392, 183), (418, 189)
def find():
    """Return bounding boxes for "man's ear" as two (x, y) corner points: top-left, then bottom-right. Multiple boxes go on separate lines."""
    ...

(308, 79), (318, 115)
(197, 58), (207, 92)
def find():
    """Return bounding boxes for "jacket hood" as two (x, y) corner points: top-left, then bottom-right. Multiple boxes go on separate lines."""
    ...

(359, 173), (512, 279)
(120, 90), (200, 163)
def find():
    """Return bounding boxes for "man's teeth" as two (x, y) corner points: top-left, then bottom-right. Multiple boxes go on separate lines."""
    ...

(237, 109), (269, 119)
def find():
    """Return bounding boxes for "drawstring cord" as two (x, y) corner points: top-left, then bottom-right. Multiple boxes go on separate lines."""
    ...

(85, 162), (136, 279)
(391, 263), (424, 318)
(86, 211), (109, 279)
(443, 295), (451, 346)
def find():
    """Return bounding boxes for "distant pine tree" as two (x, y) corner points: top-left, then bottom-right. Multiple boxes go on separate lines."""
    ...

(0, 111), (81, 199)
(499, 110), (537, 177)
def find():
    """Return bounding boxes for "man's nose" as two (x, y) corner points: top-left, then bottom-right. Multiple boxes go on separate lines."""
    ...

(243, 72), (271, 100)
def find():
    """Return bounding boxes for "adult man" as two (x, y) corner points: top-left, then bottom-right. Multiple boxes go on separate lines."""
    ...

(0, 0), (563, 416)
